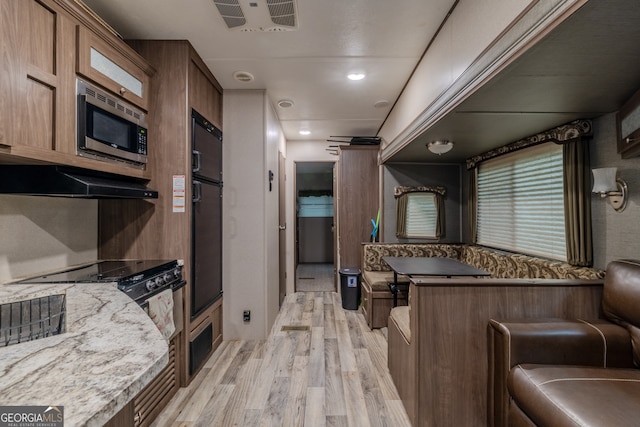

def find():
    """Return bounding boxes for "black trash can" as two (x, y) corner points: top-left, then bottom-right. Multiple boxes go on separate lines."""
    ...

(339, 268), (361, 310)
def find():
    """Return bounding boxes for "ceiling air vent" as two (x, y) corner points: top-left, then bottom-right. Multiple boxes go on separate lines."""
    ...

(213, 0), (246, 29)
(213, 0), (297, 32)
(266, 0), (296, 29)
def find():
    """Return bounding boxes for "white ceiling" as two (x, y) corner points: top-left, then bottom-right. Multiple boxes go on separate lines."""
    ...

(82, 0), (640, 163)
(81, 0), (457, 144)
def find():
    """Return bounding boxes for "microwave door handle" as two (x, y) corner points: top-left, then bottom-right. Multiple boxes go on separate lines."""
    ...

(192, 150), (202, 173)
(192, 181), (202, 203)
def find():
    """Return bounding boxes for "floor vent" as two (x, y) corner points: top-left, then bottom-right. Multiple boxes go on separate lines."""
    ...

(281, 325), (310, 331)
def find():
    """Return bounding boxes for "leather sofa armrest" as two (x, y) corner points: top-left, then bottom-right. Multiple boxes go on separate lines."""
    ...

(487, 318), (633, 427)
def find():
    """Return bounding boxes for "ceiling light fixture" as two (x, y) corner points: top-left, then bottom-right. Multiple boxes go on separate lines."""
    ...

(233, 71), (255, 82)
(374, 100), (389, 108)
(347, 73), (365, 81)
(427, 140), (454, 155)
(299, 130), (311, 135)
(277, 99), (294, 108)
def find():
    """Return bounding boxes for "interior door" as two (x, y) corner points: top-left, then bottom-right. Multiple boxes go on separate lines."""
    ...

(278, 152), (286, 307)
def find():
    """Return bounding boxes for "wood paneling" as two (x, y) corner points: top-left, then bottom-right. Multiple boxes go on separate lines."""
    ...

(389, 278), (604, 426)
(337, 146), (379, 270)
(100, 40), (224, 389)
(0, 0), (151, 178)
(76, 25), (152, 110)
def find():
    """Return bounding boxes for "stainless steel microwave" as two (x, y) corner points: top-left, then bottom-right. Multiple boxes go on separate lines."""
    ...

(76, 79), (148, 169)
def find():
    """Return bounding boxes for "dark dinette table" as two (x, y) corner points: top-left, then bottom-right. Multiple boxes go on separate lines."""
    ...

(382, 256), (491, 306)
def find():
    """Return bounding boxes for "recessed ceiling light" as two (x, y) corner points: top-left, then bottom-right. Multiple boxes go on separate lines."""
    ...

(299, 130), (311, 135)
(233, 71), (255, 82)
(374, 100), (389, 108)
(277, 99), (294, 108)
(347, 73), (365, 81)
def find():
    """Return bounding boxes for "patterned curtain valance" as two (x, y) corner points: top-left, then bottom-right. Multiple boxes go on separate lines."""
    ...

(466, 119), (592, 170)
(394, 185), (446, 198)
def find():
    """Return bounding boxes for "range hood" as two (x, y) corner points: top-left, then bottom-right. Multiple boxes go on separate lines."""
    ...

(0, 165), (158, 199)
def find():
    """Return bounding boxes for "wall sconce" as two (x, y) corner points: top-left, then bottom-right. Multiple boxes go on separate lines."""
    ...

(427, 140), (454, 155)
(592, 167), (628, 212)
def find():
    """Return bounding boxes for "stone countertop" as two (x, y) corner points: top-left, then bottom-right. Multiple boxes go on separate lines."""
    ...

(0, 281), (168, 426)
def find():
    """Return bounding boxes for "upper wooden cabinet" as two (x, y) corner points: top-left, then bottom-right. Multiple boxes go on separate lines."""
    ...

(0, 0), (76, 156)
(0, 0), (153, 179)
(617, 87), (640, 159)
(77, 26), (152, 111)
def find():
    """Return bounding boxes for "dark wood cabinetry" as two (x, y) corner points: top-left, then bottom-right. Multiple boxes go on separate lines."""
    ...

(336, 146), (379, 270)
(100, 40), (224, 386)
(0, 0), (154, 179)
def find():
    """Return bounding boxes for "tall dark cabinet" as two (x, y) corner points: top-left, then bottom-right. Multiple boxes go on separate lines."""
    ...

(99, 40), (224, 406)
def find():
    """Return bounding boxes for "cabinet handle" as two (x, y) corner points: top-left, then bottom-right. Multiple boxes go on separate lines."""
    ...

(119, 87), (127, 95)
(134, 411), (141, 425)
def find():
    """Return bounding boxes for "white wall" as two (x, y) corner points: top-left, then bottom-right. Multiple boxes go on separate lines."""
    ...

(223, 90), (283, 340)
(264, 95), (285, 334)
(284, 140), (338, 294)
(0, 196), (97, 283)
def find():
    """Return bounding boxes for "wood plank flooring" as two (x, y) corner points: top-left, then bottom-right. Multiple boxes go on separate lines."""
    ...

(296, 264), (336, 292)
(152, 292), (411, 426)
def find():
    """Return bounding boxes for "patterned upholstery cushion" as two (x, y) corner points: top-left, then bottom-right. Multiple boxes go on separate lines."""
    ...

(460, 246), (520, 278)
(361, 243), (604, 280)
(362, 243), (463, 272)
(511, 254), (605, 279)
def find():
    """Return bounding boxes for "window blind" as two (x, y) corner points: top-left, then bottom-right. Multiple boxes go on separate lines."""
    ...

(477, 142), (566, 260)
(405, 192), (437, 237)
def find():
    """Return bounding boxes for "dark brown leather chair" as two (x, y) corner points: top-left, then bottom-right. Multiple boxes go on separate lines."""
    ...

(488, 259), (640, 427)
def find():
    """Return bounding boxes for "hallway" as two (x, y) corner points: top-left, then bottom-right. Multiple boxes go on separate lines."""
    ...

(151, 292), (410, 426)
(296, 263), (335, 292)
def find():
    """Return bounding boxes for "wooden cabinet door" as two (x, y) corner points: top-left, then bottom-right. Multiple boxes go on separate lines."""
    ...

(77, 26), (152, 111)
(0, 0), (76, 155)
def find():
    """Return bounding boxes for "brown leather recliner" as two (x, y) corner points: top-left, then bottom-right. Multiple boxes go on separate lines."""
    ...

(488, 259), (640, 427)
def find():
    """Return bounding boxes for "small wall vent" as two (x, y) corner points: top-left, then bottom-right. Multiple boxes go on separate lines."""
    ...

(212, 0), (298, 32)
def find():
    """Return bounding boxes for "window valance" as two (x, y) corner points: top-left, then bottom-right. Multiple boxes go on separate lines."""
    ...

(394, 185), (446, 198)
(465, 119), (592, 170)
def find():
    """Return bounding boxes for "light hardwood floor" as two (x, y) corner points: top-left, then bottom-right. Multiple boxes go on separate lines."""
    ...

(152, 292), (411, 426)
(296, 264), (336, 292)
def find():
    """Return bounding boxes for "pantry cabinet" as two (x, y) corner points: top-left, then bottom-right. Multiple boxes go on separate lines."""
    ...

(0, 0), (153, 179)
(336, 145), (380, 270)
